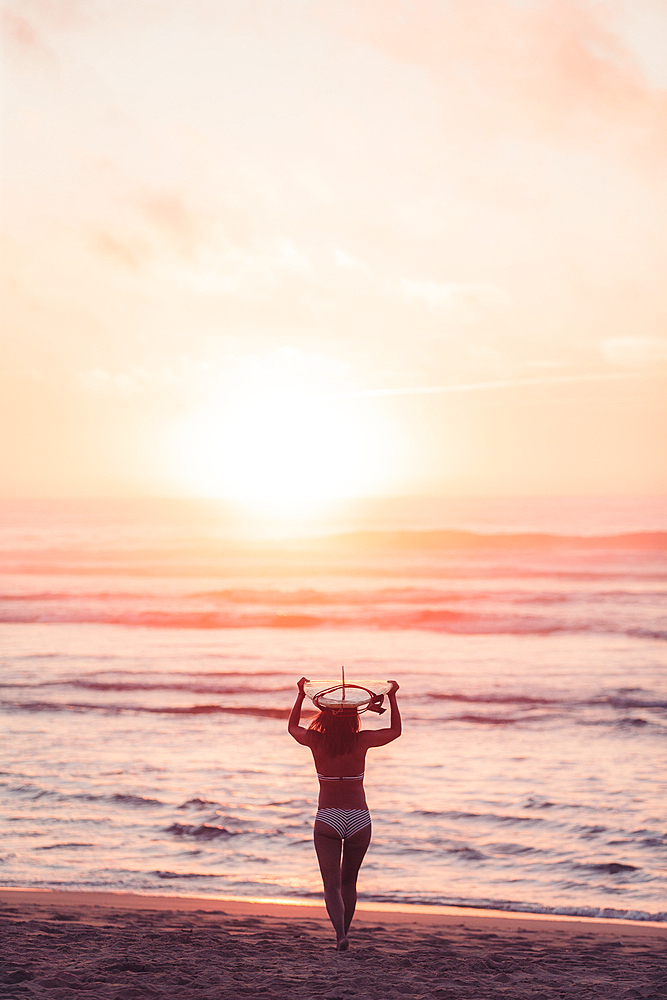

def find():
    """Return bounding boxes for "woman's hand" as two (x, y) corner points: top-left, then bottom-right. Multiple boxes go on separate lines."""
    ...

(387, 679), (400, 694)
(289, 678), (312, 743)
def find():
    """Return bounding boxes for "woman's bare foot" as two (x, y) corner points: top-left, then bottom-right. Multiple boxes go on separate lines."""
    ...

(336, 936), (349, 951)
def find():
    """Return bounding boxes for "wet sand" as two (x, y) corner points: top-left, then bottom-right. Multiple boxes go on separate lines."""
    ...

(1, 889), (665, 999)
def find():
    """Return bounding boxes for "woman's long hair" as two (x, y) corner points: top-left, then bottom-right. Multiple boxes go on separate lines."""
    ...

(308, 710), (359, 757)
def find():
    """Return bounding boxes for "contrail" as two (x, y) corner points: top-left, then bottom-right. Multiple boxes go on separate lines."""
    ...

(331, 370), (653, 399)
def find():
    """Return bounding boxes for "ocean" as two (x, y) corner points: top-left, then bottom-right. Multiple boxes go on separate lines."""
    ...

(1, 496), (665, 921)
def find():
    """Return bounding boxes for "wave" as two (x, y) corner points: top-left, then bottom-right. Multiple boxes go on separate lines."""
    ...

(3, 586), (666, 607)
(429, 692), (555, 705)
(0, 604), (664, 638)
(11, 679), (294, 696)
(347, 891), (667, 923)
(4, 528), (666, 559)
(177, 797), (219, 810)
(0, 701), (554, 726)
(323, 529), (667, 552)
(166, 823), (244, 840)
(625, 628), (667, 640)
(445, 713), (534, 725)
(5, 784), (166, 807)
(0, 608), (326, 629)
(566, 861), (639, 874)
(603, 695), (667, 709)
(0, 699), (290, 719)
(34, 842), (95, 850)
(430, 692), (667, 711)
(410, 808), (545, 824)
(1, 685), (664, 722)
(152, 870), (220, 879)
(2, 529), (665, 586)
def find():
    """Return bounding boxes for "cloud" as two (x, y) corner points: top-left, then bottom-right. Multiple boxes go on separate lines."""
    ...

(5, 6), (667, 384)
(1, 9), (58, 69)
(611, 0), (667, 90)
(76, 347), (354, 398)
(77, 366), (178, 395)
(2, 0), (103, 67)
(335, 369), (654, 398)
(397, 280), (509, 319)
(92, 231), (148, 270)
(602, 336), (667, 365)
(316, 0), (667, 158)
(3, 9), (39, 49)
(334, 249), (371, 274)
(3, 0), (141, 37)
(140, 193), (201, 258)
(275, 240), (312, 273)
(90, 191), (217, 273)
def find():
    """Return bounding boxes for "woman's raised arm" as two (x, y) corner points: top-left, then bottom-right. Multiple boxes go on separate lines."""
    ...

(287, 676), (313, 746)
(362, 680), (401, 747)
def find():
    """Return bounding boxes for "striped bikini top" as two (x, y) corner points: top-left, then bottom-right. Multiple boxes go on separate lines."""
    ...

(316, 771), (365, 781)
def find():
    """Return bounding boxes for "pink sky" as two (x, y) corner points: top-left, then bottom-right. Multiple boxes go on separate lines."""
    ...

(2, 0), (666, 500)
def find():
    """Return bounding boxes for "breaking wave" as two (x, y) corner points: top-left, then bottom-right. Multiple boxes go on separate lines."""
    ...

(0, 603), (664, 638)
(2, 683), (664, 727)
(0, 699), (289, 719)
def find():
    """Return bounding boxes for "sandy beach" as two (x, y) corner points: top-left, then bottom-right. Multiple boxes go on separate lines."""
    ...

(1, 889), (665, 999)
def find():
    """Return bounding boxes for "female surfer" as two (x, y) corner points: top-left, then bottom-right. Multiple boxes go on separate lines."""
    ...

(288, 677), (401, 950)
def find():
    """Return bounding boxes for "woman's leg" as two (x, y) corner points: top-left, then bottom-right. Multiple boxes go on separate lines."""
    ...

(341, 823), (371, 934)
(313, 820), (348, 949)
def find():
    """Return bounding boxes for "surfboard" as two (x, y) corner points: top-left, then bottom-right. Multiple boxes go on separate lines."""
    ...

(304, 679), (391, 711)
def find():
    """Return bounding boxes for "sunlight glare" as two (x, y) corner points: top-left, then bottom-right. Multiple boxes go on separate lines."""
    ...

(164, 390), (399, 512)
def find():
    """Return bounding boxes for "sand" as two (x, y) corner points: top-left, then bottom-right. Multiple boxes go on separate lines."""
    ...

(1, 889), (665, 999)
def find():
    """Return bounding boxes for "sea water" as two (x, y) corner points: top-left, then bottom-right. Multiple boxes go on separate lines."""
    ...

(0, 496), (665, 921)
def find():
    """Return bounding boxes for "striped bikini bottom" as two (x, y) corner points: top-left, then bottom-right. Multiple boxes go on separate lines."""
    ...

(315, 807), (371, 839)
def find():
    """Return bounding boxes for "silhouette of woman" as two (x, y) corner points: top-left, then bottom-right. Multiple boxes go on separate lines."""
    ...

(288, 677), (401, 949)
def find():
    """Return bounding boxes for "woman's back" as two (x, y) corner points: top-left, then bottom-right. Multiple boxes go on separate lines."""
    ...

(311, 737), (367, 778)
(310, 736), (368, 808)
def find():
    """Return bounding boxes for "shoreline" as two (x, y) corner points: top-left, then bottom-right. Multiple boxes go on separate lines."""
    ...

(2, 886), (665, 934)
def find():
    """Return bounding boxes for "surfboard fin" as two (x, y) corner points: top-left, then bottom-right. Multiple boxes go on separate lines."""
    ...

(366, 694), (386, 714)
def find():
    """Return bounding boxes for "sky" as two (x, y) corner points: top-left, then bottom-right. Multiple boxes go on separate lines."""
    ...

(2, 0), (666, 503)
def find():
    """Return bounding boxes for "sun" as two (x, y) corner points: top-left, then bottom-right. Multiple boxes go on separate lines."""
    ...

(163, 389), (399, 512)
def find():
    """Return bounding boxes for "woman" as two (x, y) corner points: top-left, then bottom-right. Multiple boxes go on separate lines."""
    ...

(288, 676), (401, 950)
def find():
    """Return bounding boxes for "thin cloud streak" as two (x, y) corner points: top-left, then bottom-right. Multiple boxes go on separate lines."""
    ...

(334, 371), (654, 399)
